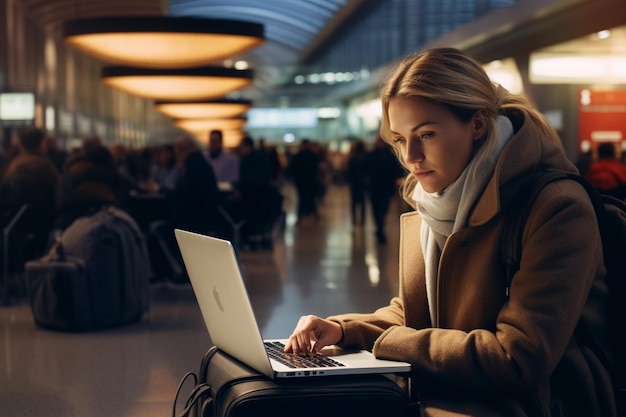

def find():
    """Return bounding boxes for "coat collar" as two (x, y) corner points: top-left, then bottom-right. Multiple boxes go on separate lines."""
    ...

(469, 109), (577, 227)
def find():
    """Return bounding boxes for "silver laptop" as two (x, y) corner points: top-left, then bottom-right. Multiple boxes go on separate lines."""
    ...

(174, 229), (411, 379)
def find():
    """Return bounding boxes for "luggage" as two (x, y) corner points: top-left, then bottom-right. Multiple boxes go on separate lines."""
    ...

(174, 346), (410, 417)
(25, 205), (150, 331)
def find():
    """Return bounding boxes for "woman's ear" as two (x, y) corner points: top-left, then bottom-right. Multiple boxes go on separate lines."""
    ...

(471, 112), (488, 141)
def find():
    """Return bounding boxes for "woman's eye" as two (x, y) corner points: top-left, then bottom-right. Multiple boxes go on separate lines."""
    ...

(393, 136), (406, 144)
(419, 133), (433, 141)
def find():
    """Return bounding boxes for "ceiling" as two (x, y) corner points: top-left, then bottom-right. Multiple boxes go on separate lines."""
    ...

(539, 25), (626, 55)
(168, 0), (376, 102)
(461, 0), (626, 63)
(19, 0), (626, 108)
(20, 0), (376, 105)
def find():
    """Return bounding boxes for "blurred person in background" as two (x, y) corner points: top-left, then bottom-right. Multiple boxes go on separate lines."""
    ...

(258, 137), (283, 185)
(366, 134), (405, 244)
(55, 142), (128, 231)
(237, 135), (281, 248)
(151, 144), (181, 192)
(168, 136), (219, 237)
(205, 129), (239, 187)
(4, 127), (59, 202)
(345, 140), (368, 227)
(152, 136), (220, 284)
(2, 127), (59, 257)
(42, 134), (67, 172)
(584, 142), (626, 200)
(286, 139), (322, 224)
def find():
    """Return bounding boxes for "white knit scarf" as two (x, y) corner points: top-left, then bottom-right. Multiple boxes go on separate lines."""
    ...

(412, 116), (514, 325)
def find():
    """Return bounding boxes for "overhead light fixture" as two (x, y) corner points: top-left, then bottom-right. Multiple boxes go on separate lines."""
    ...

(174, 117), (247, 133)
(189, 129), (246, 149)
(483, 58), (523, 95)
(101, 66), (254, 100)
(155, 98), (252, 119)
(63, 16), (264, 68)
(219, 130), (246, 149)
(530, 53), (626, 84)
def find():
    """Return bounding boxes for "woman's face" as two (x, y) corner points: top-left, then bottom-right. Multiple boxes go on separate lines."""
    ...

(388, 97), (484, 193)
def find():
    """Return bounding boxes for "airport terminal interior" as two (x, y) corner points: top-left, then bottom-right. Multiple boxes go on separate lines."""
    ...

(1, 0), (626, 416)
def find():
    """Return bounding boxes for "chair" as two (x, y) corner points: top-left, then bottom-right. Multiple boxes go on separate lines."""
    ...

(1, 203), (28, 305)
(0, 176), (53, 304)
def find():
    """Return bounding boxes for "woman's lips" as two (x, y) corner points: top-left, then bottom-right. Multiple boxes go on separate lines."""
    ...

(413, 170), (432, 179)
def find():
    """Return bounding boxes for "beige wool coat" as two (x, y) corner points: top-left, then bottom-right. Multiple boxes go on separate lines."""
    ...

(329, 109), (616, 417)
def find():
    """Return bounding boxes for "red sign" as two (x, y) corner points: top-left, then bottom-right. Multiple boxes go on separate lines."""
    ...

(578, 89), (626, 153)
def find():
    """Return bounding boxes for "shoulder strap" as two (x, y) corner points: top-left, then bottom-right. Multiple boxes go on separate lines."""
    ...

(502, 169), (570, 294)
(502, 169), (611, 294)
(501, 168), (621, 380)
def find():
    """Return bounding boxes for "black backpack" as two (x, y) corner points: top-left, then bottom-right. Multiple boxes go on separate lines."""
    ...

(502, 168), (626, 415)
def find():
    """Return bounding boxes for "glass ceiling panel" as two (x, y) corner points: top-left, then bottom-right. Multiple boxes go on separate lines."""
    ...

(168, 0), (348, 60)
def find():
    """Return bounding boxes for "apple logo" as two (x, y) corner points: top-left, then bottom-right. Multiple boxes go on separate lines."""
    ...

(213, 285), (224, 312)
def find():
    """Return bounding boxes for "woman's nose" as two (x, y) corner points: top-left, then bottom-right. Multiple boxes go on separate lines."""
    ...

(405, 139), (424, 164)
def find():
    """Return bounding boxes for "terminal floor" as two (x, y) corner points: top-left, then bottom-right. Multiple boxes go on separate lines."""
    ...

(0, 183), (406, 417)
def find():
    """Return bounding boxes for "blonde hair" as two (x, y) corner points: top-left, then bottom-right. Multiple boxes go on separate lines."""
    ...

(379, 47), (560, 196)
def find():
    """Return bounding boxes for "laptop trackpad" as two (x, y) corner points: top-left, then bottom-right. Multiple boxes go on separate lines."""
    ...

(319, 346), (361, 356)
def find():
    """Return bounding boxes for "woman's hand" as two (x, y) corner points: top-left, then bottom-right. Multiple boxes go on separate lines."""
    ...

(284, 315), (343, 356)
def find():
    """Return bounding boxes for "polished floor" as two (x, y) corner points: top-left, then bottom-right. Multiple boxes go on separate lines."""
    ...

(0, 183), (406, 417)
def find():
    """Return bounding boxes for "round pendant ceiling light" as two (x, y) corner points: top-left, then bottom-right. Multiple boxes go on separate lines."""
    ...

(101, 67), (254, 100)
(63, 16), (264, 68)
(174, 117), (247, 133)
(155, 98), (252, 119)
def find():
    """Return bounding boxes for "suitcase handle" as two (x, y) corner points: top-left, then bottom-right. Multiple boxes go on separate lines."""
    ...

(175, 347), (267, 417)
(172, 347), (220, 417)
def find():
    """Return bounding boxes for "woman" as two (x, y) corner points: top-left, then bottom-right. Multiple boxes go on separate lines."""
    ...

(285, 48), (615, 416)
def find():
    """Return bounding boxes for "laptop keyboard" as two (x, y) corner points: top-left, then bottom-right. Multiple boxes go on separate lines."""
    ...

(264, 341), (346, 369)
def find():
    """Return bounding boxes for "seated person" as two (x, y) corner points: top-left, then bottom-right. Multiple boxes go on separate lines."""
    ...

(584, 142), (626, 200)
(286, 47), (615, 417)
(3, 127), (59, 257)
(55, 145), (129, 231)
(151, 136), (219, 283)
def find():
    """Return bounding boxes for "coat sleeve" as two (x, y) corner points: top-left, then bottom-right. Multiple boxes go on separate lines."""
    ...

(327, 212), (430, 350)
(327, 297), (406, 349)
